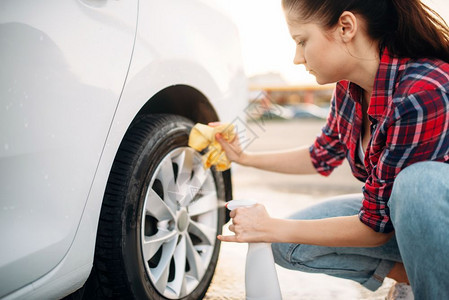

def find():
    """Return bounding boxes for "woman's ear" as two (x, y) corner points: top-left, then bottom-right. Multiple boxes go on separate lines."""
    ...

(338, 11), (358, 43)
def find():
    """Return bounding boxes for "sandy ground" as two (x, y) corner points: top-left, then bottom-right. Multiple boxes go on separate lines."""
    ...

(205, 119), (395, 299)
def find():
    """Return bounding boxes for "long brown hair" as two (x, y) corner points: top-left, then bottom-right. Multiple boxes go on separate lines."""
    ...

(282, 0), (449, 62)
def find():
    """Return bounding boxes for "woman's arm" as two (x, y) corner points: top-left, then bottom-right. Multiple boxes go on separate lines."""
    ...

(215, 133), (318, 175)
(218, 204), (393, 247)
(270, 215), (393, 247)
(240, 146), (318, 174)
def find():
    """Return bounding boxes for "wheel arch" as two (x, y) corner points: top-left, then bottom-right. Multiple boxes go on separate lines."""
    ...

(137, 84), (219, 125)
(133, 84), (233, 210)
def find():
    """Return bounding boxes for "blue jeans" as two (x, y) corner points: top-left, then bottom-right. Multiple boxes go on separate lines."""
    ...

(272, 161), (449, 299)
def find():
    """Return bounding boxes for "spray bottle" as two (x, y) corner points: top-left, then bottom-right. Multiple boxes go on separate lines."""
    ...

(226, 199), (283, 300)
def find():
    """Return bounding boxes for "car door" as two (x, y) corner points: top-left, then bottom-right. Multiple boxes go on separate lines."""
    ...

(0, 0), (137, 296)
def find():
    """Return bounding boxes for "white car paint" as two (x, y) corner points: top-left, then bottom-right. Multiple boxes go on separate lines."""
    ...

(0, 0), (247, 298)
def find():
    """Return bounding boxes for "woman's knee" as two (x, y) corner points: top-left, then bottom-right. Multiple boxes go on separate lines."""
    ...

(272, 242), (294, 269)
(271, 243), (313, 270)
(389, 163), (422, 214)
(272, 242), (338, 272)
(389, 161), (449, 228)
(389, 161), (449, 212)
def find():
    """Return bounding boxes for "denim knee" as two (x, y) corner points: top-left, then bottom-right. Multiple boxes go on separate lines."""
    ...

(271, 242), (323, 273)
(272, 242), (295, 270)
(389, 163), (417, 216)
(389, 161), (448, 219)
(271, 242), (315, 271)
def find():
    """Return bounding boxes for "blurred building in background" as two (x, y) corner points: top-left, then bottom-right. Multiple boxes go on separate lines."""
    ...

(247, 72), (335, 120)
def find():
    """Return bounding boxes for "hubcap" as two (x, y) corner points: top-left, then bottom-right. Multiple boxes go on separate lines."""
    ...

(177, 209), (189, 232)
(140, 147), (219, 299)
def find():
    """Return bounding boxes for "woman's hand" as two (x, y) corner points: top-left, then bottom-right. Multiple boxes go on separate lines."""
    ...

(208, 122), (248, 165)
(217, 203), (273, 243)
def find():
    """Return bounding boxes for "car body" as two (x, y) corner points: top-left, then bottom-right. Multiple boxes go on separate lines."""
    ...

(0, 0), (247, 299)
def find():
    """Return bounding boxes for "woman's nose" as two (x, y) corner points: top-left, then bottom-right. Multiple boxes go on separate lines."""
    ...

(293, 47), (305, 65)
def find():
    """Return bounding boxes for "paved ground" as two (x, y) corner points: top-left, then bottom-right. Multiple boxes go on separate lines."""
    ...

(205, 119), (395, 299)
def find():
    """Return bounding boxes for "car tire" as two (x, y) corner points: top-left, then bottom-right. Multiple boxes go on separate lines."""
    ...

(84, 114), (226, 299)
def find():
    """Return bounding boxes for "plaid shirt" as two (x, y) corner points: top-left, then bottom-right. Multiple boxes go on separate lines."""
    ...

(309, 49), (449, 233)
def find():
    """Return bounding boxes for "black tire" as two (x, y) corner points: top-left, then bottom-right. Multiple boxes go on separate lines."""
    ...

(84, 114), (226, 299)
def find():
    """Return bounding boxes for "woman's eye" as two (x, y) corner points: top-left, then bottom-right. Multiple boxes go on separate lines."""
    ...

(297, 40), (306, 46)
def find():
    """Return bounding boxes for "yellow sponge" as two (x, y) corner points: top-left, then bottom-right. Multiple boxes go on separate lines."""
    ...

(188, 123), (236, 171)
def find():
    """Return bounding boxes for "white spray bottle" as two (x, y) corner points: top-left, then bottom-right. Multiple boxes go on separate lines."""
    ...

(226, 199), (283, 300)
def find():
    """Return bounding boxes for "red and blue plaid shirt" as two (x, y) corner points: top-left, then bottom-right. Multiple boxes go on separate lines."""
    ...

(309, 49), (449, 233)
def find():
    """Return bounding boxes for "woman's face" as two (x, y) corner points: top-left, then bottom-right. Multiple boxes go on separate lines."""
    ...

(284, 11), (350, 85)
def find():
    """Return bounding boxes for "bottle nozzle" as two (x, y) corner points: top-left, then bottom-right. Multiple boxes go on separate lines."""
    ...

(225, 199), (257, 211)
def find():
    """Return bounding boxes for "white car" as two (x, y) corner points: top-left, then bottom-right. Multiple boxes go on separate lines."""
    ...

(0, 0), (247, 299)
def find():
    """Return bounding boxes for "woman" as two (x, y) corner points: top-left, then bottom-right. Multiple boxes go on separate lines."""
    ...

(216, 0), (449, 298)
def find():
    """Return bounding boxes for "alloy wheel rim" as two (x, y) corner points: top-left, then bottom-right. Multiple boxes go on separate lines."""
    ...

(141, 147), (219, 298)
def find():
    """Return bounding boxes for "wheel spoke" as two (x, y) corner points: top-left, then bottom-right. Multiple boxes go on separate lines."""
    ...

(175, 177), (194, 208)
(179, 165), (211, 207)
(175, 150), (201, 208)
(155, 263), (170, 294)
(156, 158), (177, 211)
(185, 233), (206, 280)
(173, 149), (194, 180)
(145, 189), (175, 221)
(151, 237), (177, 291)
(180, 277), (188, 297)
(188, 219), (216, 246)
(192, 164), (209, 191)
(188, 192), (218, 216)
(168, 234), (187, 297)
(143, 230), (177, 260)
